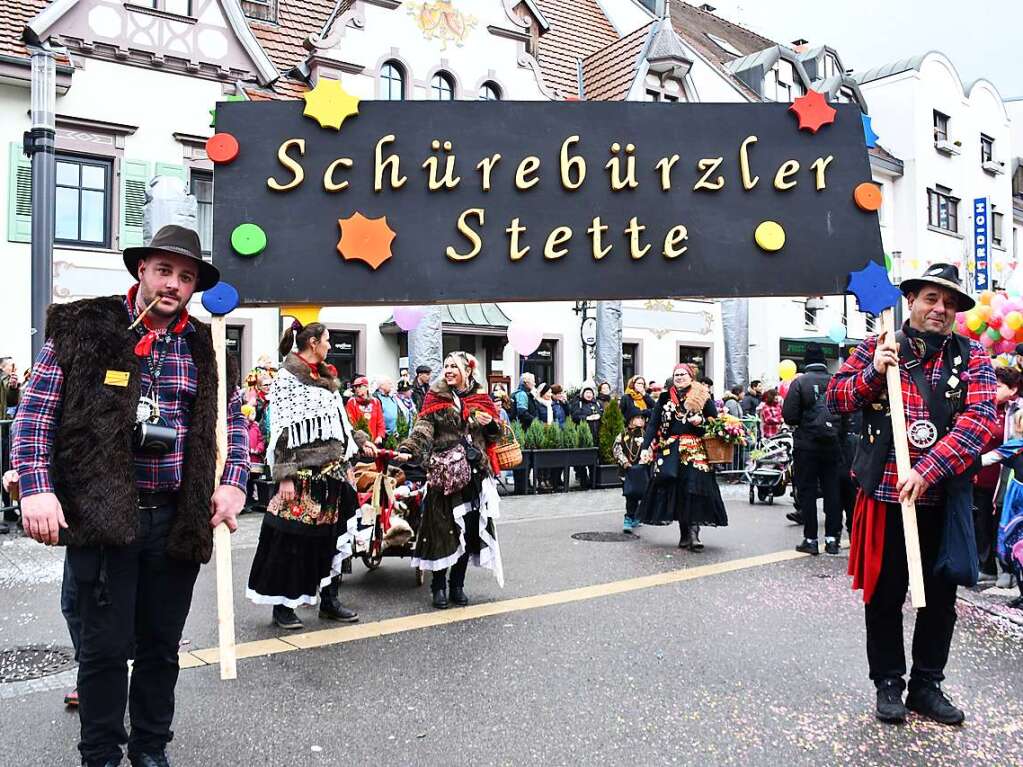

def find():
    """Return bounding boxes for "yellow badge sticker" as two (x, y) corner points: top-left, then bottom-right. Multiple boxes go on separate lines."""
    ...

(104, 370), (130, 387)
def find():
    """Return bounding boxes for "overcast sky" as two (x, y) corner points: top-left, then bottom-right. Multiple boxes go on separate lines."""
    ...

(707, 0), (1022, 100)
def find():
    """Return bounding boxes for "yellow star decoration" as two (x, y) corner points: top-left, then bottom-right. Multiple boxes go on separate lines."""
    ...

(302, 78), (360, 131)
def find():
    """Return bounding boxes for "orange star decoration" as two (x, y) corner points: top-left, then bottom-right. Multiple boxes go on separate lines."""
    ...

(789, 90), (837, 134)
(302, 77), (360, 131)
(337, 212), (396, 271)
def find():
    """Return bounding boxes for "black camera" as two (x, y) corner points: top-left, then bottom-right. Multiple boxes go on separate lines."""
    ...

(134, 420), (177, 455)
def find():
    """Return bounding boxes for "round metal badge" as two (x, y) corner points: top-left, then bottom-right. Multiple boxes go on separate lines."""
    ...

(907, 419), (938, 449)
(136, 395), (161, 424)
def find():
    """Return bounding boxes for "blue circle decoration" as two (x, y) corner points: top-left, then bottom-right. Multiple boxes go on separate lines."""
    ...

(202, 281), (240, 316)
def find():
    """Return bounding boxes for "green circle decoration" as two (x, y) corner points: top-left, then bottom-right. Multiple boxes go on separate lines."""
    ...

(231, 223), (267, 257)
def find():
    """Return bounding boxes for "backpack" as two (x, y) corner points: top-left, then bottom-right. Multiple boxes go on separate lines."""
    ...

(799, 380), (838, 442)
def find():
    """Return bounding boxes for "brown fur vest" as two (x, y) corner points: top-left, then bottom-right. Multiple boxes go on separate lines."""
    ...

(46, 295), (218, 563)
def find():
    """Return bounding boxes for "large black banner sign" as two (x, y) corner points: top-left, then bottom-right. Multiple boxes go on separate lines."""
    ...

(213, 100), (882, 305)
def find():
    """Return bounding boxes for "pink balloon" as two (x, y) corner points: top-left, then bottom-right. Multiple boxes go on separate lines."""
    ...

(1003, 326), (1016, 341)
(507, 320), (544, 356)
(393, 306), (427, 332)
(981, 333), (995, 348)
(992, 294), (1008, 312)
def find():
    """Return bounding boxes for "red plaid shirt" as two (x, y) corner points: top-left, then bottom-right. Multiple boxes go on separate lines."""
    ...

(826, 331), (996, 507)
(12, 298), (248, 498)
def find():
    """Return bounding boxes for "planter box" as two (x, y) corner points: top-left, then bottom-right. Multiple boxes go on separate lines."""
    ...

(594, 463), (623, 489)
(530, 447), (598, 469)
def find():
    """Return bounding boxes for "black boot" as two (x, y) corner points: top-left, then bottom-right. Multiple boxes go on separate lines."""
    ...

(875, 679), (907, 723)
(319, 579), (359, 623)
(688, 526), (704, 552)
(432, 588), (449, 609)
(678, 525), (691, 549)
(449, 585), (469, 606)
(906, 683), (964, 725)
(272, 605), (303, 630)
(129, 751), (171, 767)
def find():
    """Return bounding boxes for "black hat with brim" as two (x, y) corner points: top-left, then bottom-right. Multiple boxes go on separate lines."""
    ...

(899, 262), (975, 311)
(123, 224), (220, 292)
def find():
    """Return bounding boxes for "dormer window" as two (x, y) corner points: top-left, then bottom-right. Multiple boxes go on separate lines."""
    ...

(822, 53), (838, 80)
(241, 0), (276, 23)
(644, 72), (685, 102)
(765, 61), (798, 102)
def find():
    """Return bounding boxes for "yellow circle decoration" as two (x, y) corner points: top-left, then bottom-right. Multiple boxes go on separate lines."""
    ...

(755, 221), (785, 252)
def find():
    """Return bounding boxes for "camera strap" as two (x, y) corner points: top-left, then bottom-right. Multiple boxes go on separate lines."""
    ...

(137, 333), (172, 422)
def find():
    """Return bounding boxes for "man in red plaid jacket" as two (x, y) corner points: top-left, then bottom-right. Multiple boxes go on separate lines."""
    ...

(826, 263), (996, 727)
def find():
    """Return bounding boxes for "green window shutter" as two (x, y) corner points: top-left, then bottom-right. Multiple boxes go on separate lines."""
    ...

(7, 142), (32, 243)
(119, 159), (151, 248)
(154, 162), (187, 183)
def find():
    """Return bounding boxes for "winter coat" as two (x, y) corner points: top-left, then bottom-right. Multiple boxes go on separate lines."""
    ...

(619, 392), (655, 423)
(722, 394), (743, 419)
(247, 420), (266, 463)
(740, 391), (760, 416)
(552, 400), (570, 427)
(513, 383), (537, 427)
(572, 398), (603, 443)
(346, 395), (386, 443)
(534, 394), (555, 425)
(758, 402), (784, 439)
(400, 380), (501, 477)
(782, 364), (837, 450)
(272, 354), (368, 481)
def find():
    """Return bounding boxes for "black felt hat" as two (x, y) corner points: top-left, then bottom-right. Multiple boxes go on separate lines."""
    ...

(123, 224), (220, 292)
(899, 263), (975, 311)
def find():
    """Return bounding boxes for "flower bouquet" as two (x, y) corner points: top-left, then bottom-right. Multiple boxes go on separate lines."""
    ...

(702, 415), (748, 464)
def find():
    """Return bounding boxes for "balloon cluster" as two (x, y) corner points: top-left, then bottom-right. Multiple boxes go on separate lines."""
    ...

(956, 290), (1023, 356)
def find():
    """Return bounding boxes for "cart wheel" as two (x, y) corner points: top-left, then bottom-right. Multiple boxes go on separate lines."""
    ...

(766, 493), (775, 505)
(415, 568), (425, 587)
(362, 552), (382, 570)
(748, 486), (756, 505)
(757, 487), (772, 503)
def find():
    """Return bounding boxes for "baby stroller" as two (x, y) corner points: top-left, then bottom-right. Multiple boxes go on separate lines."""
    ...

(745, 429), (793, 505)
(351, 450), (428, 585)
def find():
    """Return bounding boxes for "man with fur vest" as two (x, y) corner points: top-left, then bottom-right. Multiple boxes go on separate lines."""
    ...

(12, 224), (249, 767)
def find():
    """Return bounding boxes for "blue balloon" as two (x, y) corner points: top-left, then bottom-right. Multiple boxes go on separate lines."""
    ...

(202, 281), (240, 316)
(827, 324), (847, 344)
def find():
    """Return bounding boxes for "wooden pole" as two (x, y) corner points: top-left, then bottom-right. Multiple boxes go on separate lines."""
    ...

(880, 308), (927, 609)
(211, 315), (238, 679)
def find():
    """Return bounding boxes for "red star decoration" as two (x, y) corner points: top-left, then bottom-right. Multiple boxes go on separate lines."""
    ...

(789, 90), (837, 134)
(337, 212), (396, 270)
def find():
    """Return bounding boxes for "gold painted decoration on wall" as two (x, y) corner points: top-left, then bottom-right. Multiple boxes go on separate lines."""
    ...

(408, 0), (478, 50)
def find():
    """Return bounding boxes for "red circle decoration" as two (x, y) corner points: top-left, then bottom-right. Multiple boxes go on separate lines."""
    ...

(206, 133), (239, 164)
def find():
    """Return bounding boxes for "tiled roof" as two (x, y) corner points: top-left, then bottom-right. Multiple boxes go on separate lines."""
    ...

(248, 0), (343, 74)
(669, 2), (774, 66)
(245, 76), (308, 100)
(582, 23), (652, 102)
(532, 0), (619, 99)
(1, 0), (47, 61)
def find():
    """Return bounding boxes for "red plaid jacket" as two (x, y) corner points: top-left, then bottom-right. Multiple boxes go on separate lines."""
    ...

(826, 331), (996, 507)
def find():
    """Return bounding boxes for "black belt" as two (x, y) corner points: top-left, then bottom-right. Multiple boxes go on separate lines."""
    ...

(138, 490), (178, 509)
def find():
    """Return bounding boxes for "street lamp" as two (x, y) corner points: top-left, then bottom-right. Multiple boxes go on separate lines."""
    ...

(573, 300), (597, 380)
(25, 45), (57, 361)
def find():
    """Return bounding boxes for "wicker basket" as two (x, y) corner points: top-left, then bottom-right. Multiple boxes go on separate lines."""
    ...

(702, 435), (735, 465)
(495, 425), (524, 470)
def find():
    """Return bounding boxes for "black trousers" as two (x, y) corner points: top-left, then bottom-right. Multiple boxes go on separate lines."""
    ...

(971, 485), (998, 575)
(431, 510), (479, 591)
(865, 502), (958, 689)
(793, 445), (842, 541)
(68, 504), (200, 765)
(839, 474), (856, 535)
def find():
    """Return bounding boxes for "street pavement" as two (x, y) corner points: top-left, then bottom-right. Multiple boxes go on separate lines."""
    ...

(1, 485), (1022, 766)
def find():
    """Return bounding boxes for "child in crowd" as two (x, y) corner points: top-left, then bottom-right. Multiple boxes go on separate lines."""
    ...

(613, 413), (649, 533)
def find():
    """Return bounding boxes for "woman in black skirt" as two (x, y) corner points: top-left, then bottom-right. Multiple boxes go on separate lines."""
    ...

(397, 352), (504, 609)
(638, 363), (728, 550)
(247, 320), (373, 630)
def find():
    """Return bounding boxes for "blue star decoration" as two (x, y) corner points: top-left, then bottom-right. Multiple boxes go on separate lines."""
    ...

(847, 261), (901, 316)
(862, 113), (879, 149)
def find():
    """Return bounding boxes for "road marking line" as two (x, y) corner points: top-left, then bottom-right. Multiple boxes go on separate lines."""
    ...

(181, 548), (806, 668)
